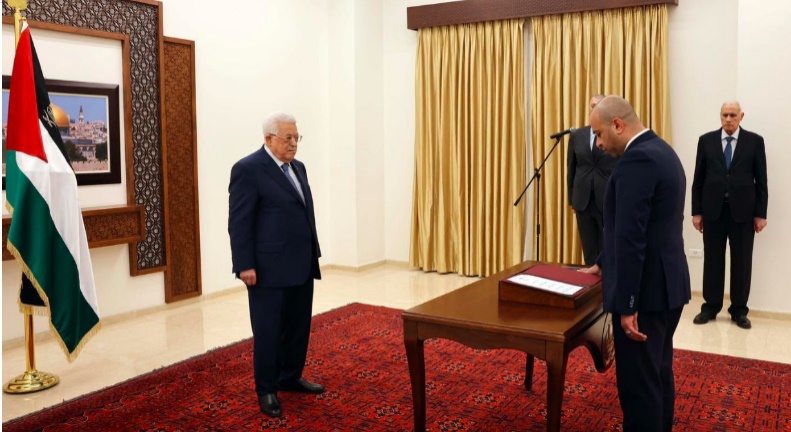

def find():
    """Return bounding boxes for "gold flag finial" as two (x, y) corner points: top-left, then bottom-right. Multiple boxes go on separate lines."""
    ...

(9, 0), (28, 46)
(8, 0), (27, 10)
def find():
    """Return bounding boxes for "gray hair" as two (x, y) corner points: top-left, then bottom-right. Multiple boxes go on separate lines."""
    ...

(721, 100), (742, 113)
(263, 112), (297, 136)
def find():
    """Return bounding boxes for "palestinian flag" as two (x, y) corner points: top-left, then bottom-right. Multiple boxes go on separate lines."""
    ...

(4, 23), (100, 362)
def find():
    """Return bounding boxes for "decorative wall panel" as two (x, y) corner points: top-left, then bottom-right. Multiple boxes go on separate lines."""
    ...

(3, 0), (166, 272)
(163, 37), (202, 302)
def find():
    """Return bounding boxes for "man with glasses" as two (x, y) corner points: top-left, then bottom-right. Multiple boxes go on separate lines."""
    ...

(228, 112), (324, 417)
(691, 101), (768, 330)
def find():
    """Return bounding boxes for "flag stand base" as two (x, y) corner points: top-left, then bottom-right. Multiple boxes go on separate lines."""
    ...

(3, 370), (59, 394)
(4, 313), (60, 394)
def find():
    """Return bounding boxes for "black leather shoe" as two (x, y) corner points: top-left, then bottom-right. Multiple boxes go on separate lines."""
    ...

(258, 393), (282, 417)
(280, 378), (325, 394)
(732, 315), (752, 329)
(693, 312), (716, 324)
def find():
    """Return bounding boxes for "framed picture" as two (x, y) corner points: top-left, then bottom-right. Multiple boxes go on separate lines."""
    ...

(2, 76), (121, 188)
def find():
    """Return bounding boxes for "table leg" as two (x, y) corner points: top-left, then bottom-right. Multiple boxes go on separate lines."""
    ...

(404, 320), (426, 432)
(524, 354), (534, 391)
(545, 342), (568, 432)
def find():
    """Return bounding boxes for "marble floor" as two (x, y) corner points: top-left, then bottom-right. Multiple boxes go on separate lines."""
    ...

(2, 263), (790, 422)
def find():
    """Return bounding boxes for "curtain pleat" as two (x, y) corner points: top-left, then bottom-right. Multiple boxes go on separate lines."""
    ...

(411, 19), (526, 277)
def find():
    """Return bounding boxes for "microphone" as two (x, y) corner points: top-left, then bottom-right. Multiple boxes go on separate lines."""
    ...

(549, 127), (577, 139)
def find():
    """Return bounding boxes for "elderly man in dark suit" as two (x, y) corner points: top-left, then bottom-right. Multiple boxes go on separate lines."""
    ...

(568, 94), (617, 265)
(691, 101), (768, 330)
(583, 96), (691, 432)
(228, 112), (324, 418)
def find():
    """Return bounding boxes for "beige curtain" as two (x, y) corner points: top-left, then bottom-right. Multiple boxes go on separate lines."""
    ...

(531, 5), (671, 264)
(410, 19), (526, 277)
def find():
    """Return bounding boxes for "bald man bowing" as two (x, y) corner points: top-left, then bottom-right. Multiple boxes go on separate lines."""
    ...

(582, 96), (691, 432)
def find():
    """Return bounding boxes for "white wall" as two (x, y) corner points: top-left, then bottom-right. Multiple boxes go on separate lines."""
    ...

(382, 1), (417, 262)
(1, 26), (164, 341)
(734, 0), (791, 314)
(354, 0), (385, 266)
(327, 0), (358, 266)
(325, 0), (387, 268)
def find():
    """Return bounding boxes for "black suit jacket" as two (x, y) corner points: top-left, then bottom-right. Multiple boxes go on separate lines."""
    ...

(597, 130), (691, 315)
(228, 147), (321, 288)
(691, 128), (768, 223)
(567, 126), (617, 211)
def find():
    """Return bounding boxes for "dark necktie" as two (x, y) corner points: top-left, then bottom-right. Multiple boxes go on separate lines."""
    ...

(724, 136), (734, 170)
(281, 163), (301, 196)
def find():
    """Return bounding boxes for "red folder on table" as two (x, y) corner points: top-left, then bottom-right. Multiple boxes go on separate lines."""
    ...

(498, 263), (602, 309)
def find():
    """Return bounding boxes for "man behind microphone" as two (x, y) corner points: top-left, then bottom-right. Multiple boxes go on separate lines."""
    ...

(568, 95), (617, 265)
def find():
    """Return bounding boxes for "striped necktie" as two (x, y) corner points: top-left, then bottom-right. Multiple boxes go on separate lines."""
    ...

(281, 163), (301, 195)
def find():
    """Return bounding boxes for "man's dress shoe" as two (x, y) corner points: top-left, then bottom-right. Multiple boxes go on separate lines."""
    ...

(258, 393), (282, 417)
(732, 315), (752, 329)
(693, 312), (716, 324)
(280, 378), (326, 394)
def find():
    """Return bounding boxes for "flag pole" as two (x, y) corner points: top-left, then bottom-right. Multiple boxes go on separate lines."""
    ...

(3, 0), (60, 394)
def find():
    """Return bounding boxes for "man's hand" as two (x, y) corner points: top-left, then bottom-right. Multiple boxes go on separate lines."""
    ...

(621, 313), (647, 342)
(754, 217), (767, 233)
(692, 215), (703, 233)
(580, 264), (601, 275)
(240, 269), (257, 286)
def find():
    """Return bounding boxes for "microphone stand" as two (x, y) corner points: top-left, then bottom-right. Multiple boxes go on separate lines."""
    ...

(514, 135), (565, 262)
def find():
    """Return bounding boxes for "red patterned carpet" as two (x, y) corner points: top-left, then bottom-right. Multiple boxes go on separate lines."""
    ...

(4, 303), (790, 431)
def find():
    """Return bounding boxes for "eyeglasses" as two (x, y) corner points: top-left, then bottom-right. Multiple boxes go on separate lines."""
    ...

(268, 134), (303, 143)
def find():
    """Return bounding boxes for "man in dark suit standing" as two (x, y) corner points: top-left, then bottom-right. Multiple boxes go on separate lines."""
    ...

(583, 96), (691, 432)
(568, 94), (617, 265)
(228, 112), (324, 418)
(691, 101), (768, 330)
